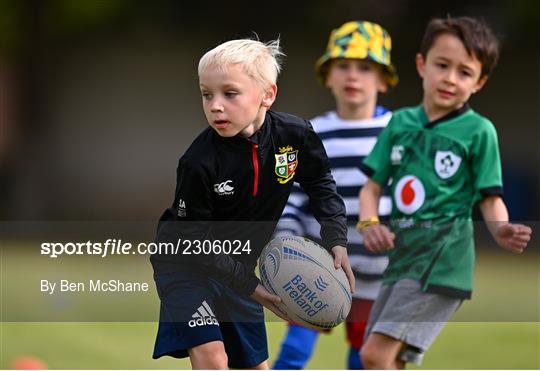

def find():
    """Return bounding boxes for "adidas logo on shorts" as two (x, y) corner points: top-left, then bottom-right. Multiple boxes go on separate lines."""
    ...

(188, 300), (219, 327)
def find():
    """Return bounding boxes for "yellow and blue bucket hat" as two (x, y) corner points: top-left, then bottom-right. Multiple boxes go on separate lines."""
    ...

(315, 20), (398, 87)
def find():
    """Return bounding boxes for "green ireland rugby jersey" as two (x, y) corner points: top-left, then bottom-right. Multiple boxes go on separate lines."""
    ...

(362, 104), (503, 299)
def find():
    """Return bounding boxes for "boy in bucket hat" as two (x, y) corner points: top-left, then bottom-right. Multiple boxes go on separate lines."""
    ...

(273, 20), (397, 369)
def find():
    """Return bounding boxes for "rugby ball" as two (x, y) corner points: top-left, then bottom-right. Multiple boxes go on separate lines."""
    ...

(258, 236), (352, 329)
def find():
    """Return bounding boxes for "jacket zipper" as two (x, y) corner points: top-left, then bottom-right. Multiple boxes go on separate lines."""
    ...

(250, 141), (259, 197)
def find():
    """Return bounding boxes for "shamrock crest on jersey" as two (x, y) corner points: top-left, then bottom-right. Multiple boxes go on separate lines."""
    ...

(435, 151), (462, 179)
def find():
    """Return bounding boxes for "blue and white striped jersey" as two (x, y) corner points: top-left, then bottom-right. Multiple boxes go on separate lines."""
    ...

(275, 107), (392, 299)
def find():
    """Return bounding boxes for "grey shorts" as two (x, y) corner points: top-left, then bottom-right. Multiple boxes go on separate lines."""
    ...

(365, 278), (461, 365)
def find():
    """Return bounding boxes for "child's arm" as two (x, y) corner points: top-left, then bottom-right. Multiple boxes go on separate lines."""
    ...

(358, 179), (395, 252)
(478, 196), (532, 254)
(294, 125), (357, 293)
(274, 184), (308, 238)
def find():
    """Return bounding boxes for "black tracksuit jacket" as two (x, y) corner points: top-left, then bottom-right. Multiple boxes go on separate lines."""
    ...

(150, 110), (347, 295)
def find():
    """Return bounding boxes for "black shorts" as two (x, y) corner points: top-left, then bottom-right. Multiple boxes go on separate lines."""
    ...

(152, 268), (268, 368)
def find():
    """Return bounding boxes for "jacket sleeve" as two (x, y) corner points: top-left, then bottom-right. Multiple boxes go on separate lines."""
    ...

(155, 157), (260, 296)
(295, 124), (348, 250)
(274, 183), (308, 237)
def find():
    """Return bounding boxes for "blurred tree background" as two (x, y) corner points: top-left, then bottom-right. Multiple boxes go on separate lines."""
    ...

(0, 0), (538, 220)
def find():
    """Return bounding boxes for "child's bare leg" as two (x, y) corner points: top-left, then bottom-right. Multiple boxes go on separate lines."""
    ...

(361, 332), (405, 370)
(188, 340), (229, 369)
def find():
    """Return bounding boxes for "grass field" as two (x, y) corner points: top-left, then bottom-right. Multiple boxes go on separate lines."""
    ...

(1, 321), (539, 369)
(1, 243), (539, 369)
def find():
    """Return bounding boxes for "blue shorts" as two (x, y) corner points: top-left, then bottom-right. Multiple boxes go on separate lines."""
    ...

(152, 268), (268, 368)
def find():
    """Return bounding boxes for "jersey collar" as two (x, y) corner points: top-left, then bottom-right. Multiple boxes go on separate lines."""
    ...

(247, 112), (271, 146)
(423, 102), (471, 129)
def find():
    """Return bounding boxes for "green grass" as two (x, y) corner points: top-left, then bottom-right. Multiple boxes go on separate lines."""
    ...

(1, 322), (538, 369)
(1, 243), (539, 369)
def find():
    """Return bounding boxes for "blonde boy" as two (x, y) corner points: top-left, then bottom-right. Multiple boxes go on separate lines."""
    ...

(150, 38), (355, 369)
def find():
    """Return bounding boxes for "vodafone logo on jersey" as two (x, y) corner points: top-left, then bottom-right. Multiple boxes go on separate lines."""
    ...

(394, 175), (425, 214)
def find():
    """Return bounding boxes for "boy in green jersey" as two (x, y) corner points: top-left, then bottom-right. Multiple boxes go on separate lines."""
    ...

(357, 16), (532, 369)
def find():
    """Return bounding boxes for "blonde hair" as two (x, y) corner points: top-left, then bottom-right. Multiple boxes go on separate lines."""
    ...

(198, 38), (285, 89)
